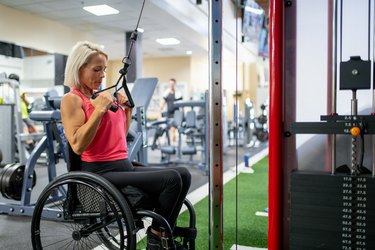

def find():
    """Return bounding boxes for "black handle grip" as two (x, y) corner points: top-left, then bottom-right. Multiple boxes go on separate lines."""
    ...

(109, 105), (119, 112)
(91, 93), (118, 112)
(124, 100), (133, 108)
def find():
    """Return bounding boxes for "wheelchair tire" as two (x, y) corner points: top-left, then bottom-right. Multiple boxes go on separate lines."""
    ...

(31, 171), (136, 250)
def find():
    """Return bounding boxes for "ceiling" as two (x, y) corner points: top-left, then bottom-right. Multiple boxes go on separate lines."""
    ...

(0, 0), (268, 60)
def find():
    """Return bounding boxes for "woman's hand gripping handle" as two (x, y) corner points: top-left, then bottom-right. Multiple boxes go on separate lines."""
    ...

(91, 92), (119, 112)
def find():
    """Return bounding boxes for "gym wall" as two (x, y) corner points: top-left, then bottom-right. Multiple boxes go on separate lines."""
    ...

(0, 4), (95, 56)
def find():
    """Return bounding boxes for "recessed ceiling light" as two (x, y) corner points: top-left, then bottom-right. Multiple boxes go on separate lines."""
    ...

(83, 5), (119, 16)
(156, 38), (181, 45)
(186, 50), (192, 55)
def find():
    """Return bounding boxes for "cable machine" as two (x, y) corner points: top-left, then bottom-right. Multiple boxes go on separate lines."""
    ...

(287, 1), (375, 249)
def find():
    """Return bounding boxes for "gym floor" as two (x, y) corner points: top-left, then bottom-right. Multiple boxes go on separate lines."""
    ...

(0, 141), (268, 249)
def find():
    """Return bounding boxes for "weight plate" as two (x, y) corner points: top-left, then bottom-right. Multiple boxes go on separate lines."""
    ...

(1, 163), (17, 199)
(0, 163), (17, 198)
(7, 164), (24, 200)
(0, 163), (37, 201)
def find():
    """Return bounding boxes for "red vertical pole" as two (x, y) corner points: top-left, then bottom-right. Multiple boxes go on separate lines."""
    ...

(268, 0), (283, 249)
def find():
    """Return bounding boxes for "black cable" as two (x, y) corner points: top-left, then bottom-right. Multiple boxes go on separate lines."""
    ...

(92, 0), (146, 110)
(340, 0), (371, 60)
(340, 0), (343, 62)
(122, 0), (146, 67)
(368, 0), (371, 60)
(136, 0), (146, 30)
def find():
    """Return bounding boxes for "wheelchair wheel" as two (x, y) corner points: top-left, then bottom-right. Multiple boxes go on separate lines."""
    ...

(133, 199), (197, 250)
(31, 172), (136, 250)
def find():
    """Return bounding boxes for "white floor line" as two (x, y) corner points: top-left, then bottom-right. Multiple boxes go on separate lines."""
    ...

(255, 211), (269, 217)
(230, 245), (268, 250)
(183, 147), (269, 211)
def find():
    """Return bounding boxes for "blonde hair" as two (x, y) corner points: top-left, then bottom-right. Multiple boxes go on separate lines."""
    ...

(64, 41), (108, 89)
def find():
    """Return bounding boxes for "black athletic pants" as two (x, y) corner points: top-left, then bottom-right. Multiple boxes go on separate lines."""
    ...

(82, 159), (191, 230)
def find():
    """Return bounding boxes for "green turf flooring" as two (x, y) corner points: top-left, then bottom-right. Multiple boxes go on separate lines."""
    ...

(176, 156), (269, 249)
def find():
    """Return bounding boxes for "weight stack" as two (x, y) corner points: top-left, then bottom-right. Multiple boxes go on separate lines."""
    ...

(290, 171), (375, 250)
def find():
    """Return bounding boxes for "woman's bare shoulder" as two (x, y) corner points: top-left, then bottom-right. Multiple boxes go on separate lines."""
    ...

(61, 92), (82, 108)
(61, 92), (85, 130)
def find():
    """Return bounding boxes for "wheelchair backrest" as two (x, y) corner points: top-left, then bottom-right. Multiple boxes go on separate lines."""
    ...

(67, 143), (82, 172)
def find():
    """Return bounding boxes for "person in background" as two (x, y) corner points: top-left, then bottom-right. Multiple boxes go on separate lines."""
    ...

(20, 91), (38, 134)
(159, 78), (182, 143)
(61, 41), (190, 250)
(8, 73), (38, 149)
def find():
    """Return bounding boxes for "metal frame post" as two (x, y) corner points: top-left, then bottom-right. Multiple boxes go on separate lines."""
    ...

(329, 0), (338, 174)
(209, 0), (223, 249)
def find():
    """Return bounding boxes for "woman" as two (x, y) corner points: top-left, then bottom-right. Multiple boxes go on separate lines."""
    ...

(61, 41), (190, 250)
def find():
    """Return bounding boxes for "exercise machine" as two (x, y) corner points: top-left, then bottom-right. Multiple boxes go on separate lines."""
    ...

(243, 98), (269, 148)
(288, 2), (375, 248)
(148, 94), (209, 174)
(0, 95), (65, 214)
(126, 78), (158, 164)
(0, 76), (45, 165)
(147, 117), (176, 161)
(253, 102), (269, 143)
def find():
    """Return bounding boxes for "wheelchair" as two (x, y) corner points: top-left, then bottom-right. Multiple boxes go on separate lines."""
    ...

(31, 144), (197, 250)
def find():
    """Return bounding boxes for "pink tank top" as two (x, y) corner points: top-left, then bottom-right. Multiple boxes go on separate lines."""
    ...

(71, 88), (128, 162)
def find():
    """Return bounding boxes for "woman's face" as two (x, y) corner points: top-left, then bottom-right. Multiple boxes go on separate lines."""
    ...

(79, 53), (107, 91)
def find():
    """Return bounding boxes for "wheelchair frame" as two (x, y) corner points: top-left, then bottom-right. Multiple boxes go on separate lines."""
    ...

(31, 170), (196, 249)
(30, 138), (196, 250)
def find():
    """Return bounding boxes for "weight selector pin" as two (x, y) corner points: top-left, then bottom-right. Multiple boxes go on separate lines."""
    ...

(350, 126), (361, 136)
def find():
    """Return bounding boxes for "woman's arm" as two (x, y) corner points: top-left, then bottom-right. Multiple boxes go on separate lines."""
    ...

(115, 92), (133, 134)
(61, 92), (112, 155)
(124, 107), (133, 134)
